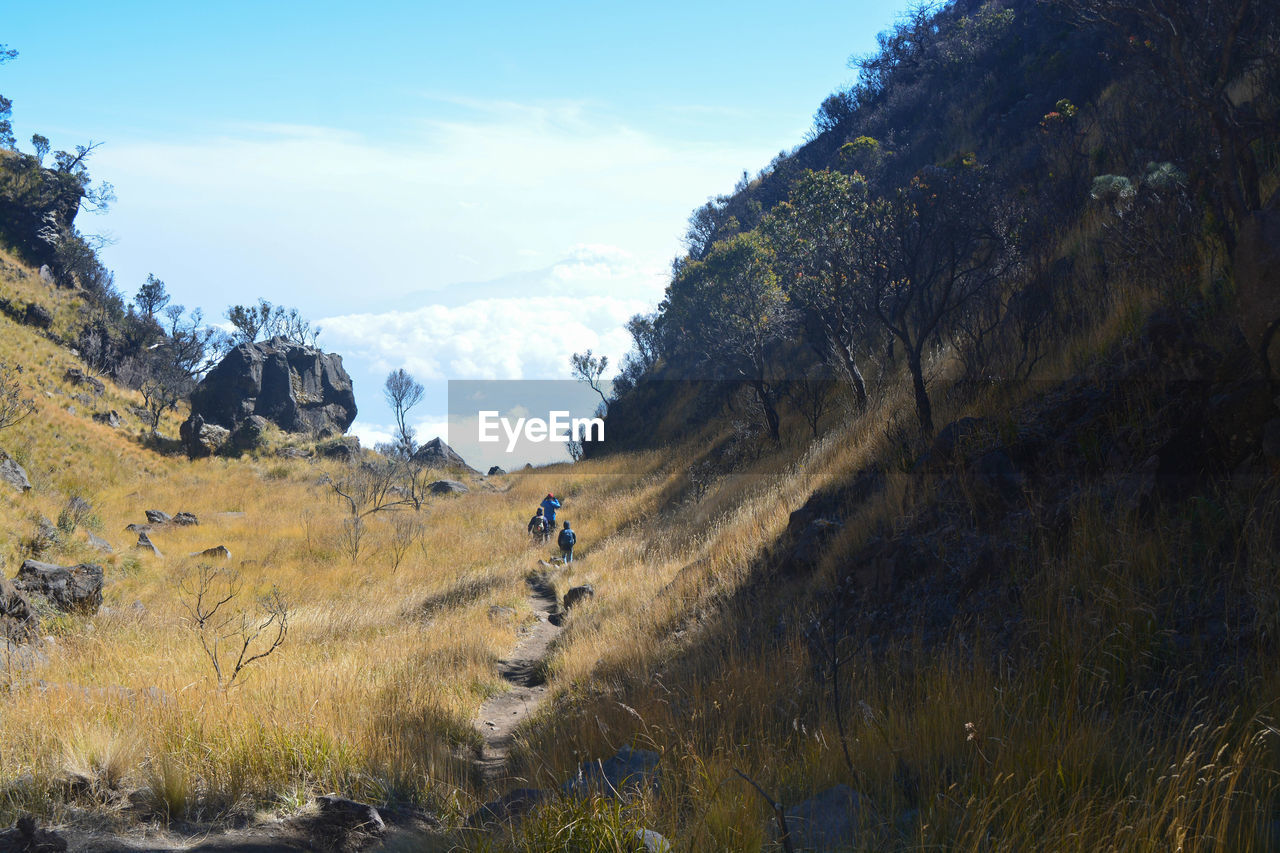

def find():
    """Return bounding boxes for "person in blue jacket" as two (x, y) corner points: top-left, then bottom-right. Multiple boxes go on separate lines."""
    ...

(540, 493), (560, 527)
(557, 521), (576, 563)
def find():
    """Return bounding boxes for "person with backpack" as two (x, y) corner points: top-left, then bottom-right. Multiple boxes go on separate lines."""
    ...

(557, 520), (576, 563)
(527, 507), (548, 542)
(540, 493), (561, 528)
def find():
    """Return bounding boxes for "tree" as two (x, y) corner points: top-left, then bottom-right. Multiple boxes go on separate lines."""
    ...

(135, 273), (170, 318)
(0, 44), (16, 150)
(30, 134), (49, 167)
(119, 355), (194, 434)
(866, 165), (1010, 435)
(383, 368), (424, 458)
(765, 170), (883, 407)
(569, 350), (610, 410)
(663, 232), (791, 441)
(226, 299), (273, 344)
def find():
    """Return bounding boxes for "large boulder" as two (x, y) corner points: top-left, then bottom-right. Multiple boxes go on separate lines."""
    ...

(13, 560), (103, 615)
(412, 437), (479, 474)
(562, 744), (660, 800)
(185, 336), (356, 437)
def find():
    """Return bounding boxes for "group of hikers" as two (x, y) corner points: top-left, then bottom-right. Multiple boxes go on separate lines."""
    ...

(527, 492), (576, 562)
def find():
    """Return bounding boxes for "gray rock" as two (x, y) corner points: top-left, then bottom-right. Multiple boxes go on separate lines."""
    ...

(186, 336), (357, 437)
(179, 414), (231, 458)
(191, 545), (231, 561)
(428, 479), (469, 495)
(635, 828), (672, 852)
(1, 639), (48, 673)
(172, 511), (198, 526)
(85, 531), (113, 554)
(21, 302), (52, 329)
(144, 509), (172, 525)
(320, 436), (361, 460)
(276, 446), (313, 459)
(562, 744), (660, 800)
(412, 436), (479, 473)
(488, 605), (516, 622)
(134, 532), (161, 557)
(229, 414), (270, 452)
(487, 465), (507, 476)
(0, 448), (32, 492)
(1, 577), (38, 641)
(63, 368), (104, 395)
(124, 523), (152, 534)
(563, 584), (595, 610)
(14, 560), (104, 614)
(93, 409), (121, 428)
(313, 794), (385, 834)
(782, 784), (862, 851)
(28, 516), (59, 555)
(38, 264), (54, 282)
(0, 814), (68, 852)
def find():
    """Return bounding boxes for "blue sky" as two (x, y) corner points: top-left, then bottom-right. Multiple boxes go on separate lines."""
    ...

(4, 1), (907, 460)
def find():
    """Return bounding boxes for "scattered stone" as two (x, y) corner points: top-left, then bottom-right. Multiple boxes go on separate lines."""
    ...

(92, 410), (121, 428)
(467, 788), (550, 827)
(191, 545), (231, 561)
(314, 794), (386, 835)
(14, 560), (104, 614)
(0, 814), (68, 852)
(782, 784), (862, 852)
(63, 368), (104, 395)
(563, 584), (595, 610)
(144, 509), (172, 525)
(179, 413), (232, 458)
(85, 531), (112, 554)
(412, 437), (480, 474)
(38, 264), (54, 283)
(428, 479), (469, 495)
(635, 828), (672, 852)
(1, 577), (38, 641)
(124, 523), (152, 533)
(0, 448), (32, 492)
(487, 465), (507, 476)
(562, 744), (660, 800)
(172, 511), (198, 526)
(1, 640), (48, 674)
(134, 532), (161, 557)
(320, 436), (361, 461)
(790, 518), (841, 571)
(276, 446), (313, 459)
(21, 302), (52, 329)
(488, 605), (516, 622)
(186, 336), (358, 436)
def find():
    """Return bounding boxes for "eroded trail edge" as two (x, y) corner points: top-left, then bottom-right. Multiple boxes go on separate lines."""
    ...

(474, 573), (563, 787)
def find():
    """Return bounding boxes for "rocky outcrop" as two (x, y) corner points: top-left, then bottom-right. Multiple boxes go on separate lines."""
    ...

(562, 744), (660, 800)
(487, 465), (506, 476)
(0, 814), (68, 852)
(63, 368), (104, 395)
(13, 560), (103, 614)
(563, 584), (595, 610)
(184, 337), (356, 440)
(412, 437), (479, 474)
(428, 479), (469, 495)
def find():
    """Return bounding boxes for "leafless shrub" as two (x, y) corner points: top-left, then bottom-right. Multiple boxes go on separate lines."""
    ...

(178, 564), (289, 688)
(0, 362), (35, 432)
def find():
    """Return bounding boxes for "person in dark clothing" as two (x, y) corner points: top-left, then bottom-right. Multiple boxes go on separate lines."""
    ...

(557, 520), (576, 563)
(540, 493), (561, 527)
(527, 507), (548, 542)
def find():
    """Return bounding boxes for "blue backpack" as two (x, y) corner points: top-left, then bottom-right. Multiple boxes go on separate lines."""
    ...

(558, 528), (576, 549)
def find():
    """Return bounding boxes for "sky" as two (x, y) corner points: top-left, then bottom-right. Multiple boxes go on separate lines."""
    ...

(3, 1), (907, 463)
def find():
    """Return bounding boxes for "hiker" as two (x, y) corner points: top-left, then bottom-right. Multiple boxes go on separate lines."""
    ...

(540, 493), (561, 527)
(527, 507), (548, 542)
(558, 520), (576, 563)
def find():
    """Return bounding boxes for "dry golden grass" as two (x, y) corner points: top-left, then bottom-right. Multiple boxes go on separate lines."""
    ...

(2, 248), (1277, 850)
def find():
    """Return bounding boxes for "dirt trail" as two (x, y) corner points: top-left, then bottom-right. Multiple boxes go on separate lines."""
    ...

(474, 573), (563, 787)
